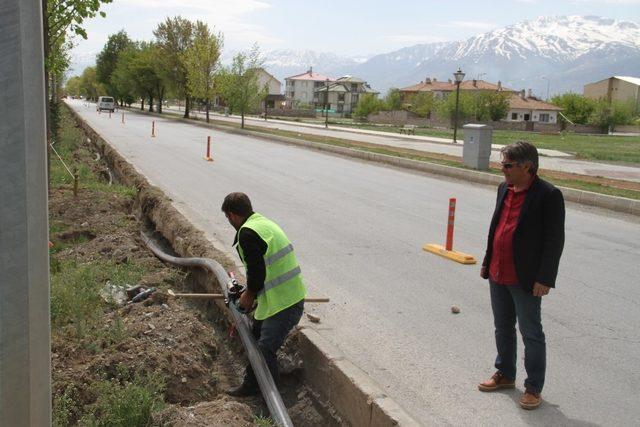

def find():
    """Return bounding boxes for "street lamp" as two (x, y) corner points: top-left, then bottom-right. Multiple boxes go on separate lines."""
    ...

(452, 68), (465, 144)
(325, 78), (330, 128)
(541, 76), (550, 100)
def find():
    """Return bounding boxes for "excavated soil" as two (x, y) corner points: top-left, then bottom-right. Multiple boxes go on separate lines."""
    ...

(51, 107), (333, 426)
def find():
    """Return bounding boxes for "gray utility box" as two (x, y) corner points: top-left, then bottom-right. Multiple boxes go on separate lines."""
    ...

(462, 124), (493, 170)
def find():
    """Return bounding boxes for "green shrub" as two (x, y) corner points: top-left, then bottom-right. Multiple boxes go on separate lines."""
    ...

(80, 370), (165, 427)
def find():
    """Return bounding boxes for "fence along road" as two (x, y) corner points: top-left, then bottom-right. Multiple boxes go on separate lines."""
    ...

(68, 100), (640, 426)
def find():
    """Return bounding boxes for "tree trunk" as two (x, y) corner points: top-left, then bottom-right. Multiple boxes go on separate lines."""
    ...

(241, 109), (245, 129)
(141, 99), (144, 110)
(156, 85), (164, 114)
(184, 95), (190, 119)
(148, 95), (154, 112)
(206, 98), (210, 123)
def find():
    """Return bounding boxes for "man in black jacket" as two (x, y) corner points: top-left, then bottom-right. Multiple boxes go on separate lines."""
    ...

(478, 141), (565, 410)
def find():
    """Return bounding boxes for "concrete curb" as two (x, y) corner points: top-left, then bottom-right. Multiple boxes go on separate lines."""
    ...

(69, 106), (422, 426)
(126, 107), (640, 216)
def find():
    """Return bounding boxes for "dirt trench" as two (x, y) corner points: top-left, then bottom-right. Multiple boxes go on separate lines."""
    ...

(51, 106), (339, 426)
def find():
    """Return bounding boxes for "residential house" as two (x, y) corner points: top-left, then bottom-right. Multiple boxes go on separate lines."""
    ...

(506, 89), (562, 123)
(313, 75), (378, 116)
(284, 67), (334, 108)
(256, 68), (285, 109)
(400, 77), (514, 101)
(584, 76), (640, 113)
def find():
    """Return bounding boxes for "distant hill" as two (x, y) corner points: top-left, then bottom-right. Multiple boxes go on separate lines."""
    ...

(262, 15), (640, 98)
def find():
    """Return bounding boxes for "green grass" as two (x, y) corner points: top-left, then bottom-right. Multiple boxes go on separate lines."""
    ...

(329, 122), (640, 164)
(254, 415), (276, 426)
(51, 259), (148, 340)
(79, 368), (165, 427)
(52, 106), (137, 198)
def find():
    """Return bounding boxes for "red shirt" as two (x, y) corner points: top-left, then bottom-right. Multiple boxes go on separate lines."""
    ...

(489, 178), (535, 285)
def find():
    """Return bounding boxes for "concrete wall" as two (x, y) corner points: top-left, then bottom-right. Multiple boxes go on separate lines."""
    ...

(0, 0), (51, 424)
(584, 77), (640, 112)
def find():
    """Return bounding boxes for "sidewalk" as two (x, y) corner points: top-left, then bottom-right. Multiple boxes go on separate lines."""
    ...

(143, 104), (640, 184)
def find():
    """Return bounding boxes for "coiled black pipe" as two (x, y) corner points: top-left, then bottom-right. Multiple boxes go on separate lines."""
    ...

(141, 232), (294, 427)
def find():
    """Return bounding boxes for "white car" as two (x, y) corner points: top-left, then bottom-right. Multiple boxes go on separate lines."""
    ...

(96, 96), (115, 112)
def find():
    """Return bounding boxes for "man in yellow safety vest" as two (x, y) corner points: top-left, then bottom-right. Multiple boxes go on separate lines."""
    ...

(222, 192), (307, 397)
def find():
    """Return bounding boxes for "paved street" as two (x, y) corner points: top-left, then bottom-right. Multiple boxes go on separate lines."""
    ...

(69, 100), (640, 425)
(155, 104), (640, 184)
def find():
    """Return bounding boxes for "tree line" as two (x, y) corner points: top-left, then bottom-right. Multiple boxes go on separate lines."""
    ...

(355, 88), (638, 131)
(66, 17), (268, 128)
(353, 89), (512, 124)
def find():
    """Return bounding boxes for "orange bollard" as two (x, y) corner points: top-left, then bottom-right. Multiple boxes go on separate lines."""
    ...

(445, 198), (456, 251)
(204, 136), (213, 161)
(151, 121), (156, 137)
(422, 197), (476, 264)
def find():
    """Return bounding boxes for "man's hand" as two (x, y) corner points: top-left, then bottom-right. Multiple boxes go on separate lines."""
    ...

(238, 289), (255, 311)
(480, 266), (489, 279)
(532, 282), (551, 297)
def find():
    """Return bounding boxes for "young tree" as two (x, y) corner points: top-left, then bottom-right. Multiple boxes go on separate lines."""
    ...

(154, 16), (194, 118)
(551, 93), (595, 124)
(408, 92), (436, 117)
(437, 91), (474, 126)
(78, 66), (104, 101)
(96, 31), (134, 105)
(183, 22), (223, 123)
(218, 45), (266, 129)
(64, 76), (82, 98)
(589, 99), (636, 132)
(383, 88), (403, 111)
(353, 93), (384, 119)
(485, 92), (510, 121)
(110, 46), (139, 107)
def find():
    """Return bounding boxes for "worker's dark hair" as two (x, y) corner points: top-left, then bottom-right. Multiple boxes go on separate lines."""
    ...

(221, 192), (254, 217)
(500, 141), (539, 176)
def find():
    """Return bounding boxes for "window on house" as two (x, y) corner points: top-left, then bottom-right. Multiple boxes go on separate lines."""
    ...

(511, 112), (518, 120)
(338, 94), (345, 102)
(539, 113), (550, 123)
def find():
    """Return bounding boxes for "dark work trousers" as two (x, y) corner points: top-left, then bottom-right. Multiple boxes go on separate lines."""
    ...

(490, 280), (546, 393)
(242, 300), (304, 390)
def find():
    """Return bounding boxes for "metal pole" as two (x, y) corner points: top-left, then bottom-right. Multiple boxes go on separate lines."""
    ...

(0, 0), (51, 424)
(325, 80), (329, 129)
(453, 82), (461, 143)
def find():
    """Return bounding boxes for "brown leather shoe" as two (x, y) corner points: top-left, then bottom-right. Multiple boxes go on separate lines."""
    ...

(478, 371), (516, 392)
(520, 389), (542, 410)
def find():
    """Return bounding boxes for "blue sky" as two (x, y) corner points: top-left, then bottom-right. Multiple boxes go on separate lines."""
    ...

(70, 0), (640, 74)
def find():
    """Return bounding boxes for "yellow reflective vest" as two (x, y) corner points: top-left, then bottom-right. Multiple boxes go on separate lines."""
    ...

(237, 213), (306, 320)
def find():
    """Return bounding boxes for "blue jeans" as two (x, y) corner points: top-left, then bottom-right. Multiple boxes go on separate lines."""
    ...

(490, 280), (546, 393)
(242, 300), (304, 389)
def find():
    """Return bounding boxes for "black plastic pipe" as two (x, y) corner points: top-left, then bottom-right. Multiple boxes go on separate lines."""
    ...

(141, 232), (293, 427)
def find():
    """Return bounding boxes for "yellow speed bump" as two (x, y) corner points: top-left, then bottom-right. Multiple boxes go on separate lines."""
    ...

(423, 243), (476, 265)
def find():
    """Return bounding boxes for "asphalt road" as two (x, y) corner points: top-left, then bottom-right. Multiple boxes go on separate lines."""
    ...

(69, 100), (640, 426)
(156, 104), (640, 183)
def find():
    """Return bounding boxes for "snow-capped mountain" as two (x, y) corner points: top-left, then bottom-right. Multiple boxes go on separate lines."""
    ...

(262, 49), (367, 80)
(263, 16), (640, 97)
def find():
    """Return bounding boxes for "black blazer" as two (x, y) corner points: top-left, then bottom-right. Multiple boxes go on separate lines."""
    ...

(482, 177), (565, 293)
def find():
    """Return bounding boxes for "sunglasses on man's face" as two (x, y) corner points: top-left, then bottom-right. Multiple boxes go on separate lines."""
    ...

(501, 162), (519, 169)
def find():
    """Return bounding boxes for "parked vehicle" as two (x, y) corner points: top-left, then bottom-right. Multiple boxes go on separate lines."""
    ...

(96, 96), (115, 112)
